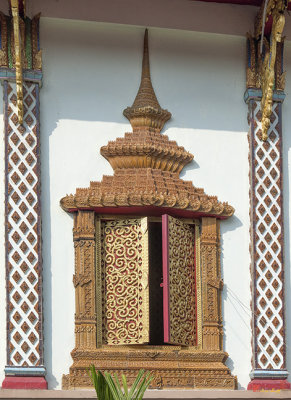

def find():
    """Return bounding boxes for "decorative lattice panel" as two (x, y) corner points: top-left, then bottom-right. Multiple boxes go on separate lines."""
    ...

(249, 100), (285, 369)
(164, 215), (196, 346)
(5, 81), (43, 366)
(101, 218), (149, 345)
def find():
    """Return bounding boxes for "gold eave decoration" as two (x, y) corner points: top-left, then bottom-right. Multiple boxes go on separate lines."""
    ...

(256, 0), (288, 141)
(11, 0), (24, 125)
(60, 30), (234, 219)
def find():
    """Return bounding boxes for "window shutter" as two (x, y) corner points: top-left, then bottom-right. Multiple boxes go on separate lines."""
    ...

(101, 218), (149, 345)
(162, 214), (196, 346)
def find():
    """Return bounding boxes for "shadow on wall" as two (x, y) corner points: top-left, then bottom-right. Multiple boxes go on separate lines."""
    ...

(40, 20), (250, 388)
(220, 216), (248, 390)
(179, 160), (199, 178)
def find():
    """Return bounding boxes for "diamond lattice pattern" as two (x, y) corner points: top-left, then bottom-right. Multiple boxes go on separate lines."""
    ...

(6, 82), (41, 366)
(253, 101), (284, 369)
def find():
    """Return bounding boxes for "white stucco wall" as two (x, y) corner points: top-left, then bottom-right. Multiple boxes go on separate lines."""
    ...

(38, 18), (251, 389)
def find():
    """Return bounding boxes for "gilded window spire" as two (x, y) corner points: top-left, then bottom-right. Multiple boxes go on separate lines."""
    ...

(123, 29), (171, 132)
(61, 29), (234, 218)
(131, 29), (160, 110)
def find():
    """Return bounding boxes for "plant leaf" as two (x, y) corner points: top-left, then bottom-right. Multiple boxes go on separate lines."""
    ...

(104, 371), (121, 400)
(128, 369), (144, 398)
(88, 366), (103, 399)
(88, 366), (117, 400)
(89, 367), (152, 400)
(134, 372), (153, 400)
(88, 365), (99, 397)
(122, 374), (128, 397)
(113, 373), (124, 398)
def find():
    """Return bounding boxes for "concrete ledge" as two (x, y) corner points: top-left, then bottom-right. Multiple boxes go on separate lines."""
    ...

(1, 390), (291, 399)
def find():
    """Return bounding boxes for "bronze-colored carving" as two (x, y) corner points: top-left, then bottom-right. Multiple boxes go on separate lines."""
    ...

(61, 30), (234, 219)
(11, 0), (23, 124)
(62, 29), (236, 390)
(254, 0), (285, 40)
(65, 213), (236, 390)
(0, 13), (8, 67)
(61, 169), (234, 218)
(73, 211), (97, 350)
(123, 29), (171, 132)
(63, 347), (236, 390)
(261, 9), (285, 141)
(100, 131), (193, 174)
(167, 216), (196, 346)
(246, 34), (260, 89)
(0, 5), (42, 127)
(195, 224), (203, 349)
(31, 14), (42, 70)
(275, 40), (285, 91)
(247, 0), (288, 141)
(200, 218), (223, 351)
(95, 218), (102, 348)
(101, 218), (149, 345)
(0, 11), (42, 70)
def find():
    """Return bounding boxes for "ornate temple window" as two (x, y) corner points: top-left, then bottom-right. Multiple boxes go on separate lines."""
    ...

(98, 216), (198, 347)
(61, 30), (236, 390)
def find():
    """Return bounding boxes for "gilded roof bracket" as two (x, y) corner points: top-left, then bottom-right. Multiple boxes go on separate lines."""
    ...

(10, 0), (24, 125)
(256, 0), (288, 141)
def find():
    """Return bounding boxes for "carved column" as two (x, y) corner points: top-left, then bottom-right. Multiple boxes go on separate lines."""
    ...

(1, 9), (46, 389)
(246, 4), (290, 385)
(246, 90), (290, 390)
(73, 211), (97, 350)
(200, 217), (223, 351)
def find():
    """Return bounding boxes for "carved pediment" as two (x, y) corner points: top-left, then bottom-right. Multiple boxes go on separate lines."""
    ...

(60, 29), (234, 219)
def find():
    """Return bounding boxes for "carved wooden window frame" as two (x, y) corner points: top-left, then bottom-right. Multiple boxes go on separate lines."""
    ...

(63, 26), (236, 389)
(65, 210), (235, 390)
(72, 211), (223, 352)
(95, 214), (202, 350)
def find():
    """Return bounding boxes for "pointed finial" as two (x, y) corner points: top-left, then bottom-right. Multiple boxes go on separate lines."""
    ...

(123, 29), (171, 132)
(131, 29), (159, 109)
(142, 29), (150, 79)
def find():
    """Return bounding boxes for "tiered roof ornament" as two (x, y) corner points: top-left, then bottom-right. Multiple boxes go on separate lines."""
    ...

(123, 29), (171, 132)
(61, 30), (234, 218)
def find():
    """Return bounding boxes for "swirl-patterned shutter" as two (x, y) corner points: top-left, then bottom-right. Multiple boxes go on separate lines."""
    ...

(162, 215), (196, 346)
(101, 218), (149, 345)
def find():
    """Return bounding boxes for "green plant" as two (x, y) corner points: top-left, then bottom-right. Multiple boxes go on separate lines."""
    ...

(88, 365), (114, 400)
(88, 365), (153, 400)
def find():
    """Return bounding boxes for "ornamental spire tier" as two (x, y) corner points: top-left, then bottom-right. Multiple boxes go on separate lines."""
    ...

(61, 30), (234, 219)
(123, 29), (171, 132)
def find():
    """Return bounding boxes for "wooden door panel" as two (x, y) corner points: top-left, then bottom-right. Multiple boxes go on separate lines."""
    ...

(162, 214), (196, 346)
(101, 218), (149, 345)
